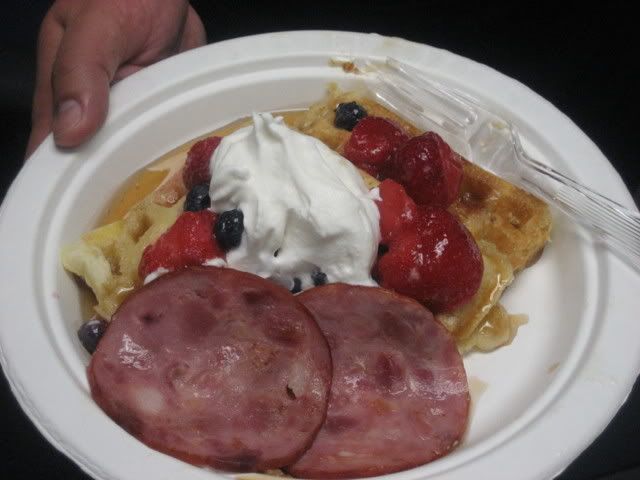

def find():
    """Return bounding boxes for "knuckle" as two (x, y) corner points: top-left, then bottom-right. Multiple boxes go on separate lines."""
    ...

(37, 11), (57, 49)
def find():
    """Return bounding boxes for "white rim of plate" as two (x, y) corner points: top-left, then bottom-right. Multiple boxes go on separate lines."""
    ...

(0, 30), (638, 480)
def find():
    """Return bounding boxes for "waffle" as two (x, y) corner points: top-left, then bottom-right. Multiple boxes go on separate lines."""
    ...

(62, 85), (551, 352)
(287, 86), (552, 352)
(62, 196), (183, 319)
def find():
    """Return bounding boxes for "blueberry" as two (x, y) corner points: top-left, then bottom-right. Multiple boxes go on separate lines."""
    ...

(311, 269), (327, 286)
(291, 277), (302, 294)
(184, 183), (210, 212)
(78, 318), (108, 354)
(215, 209), (244, 250)
(334, 102), (368, 131)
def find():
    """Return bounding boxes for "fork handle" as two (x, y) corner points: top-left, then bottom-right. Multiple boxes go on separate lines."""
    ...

(514, 141), (640, 270)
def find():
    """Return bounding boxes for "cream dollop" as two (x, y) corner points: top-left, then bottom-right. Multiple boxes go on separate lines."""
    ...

(208, 113), (380, 291)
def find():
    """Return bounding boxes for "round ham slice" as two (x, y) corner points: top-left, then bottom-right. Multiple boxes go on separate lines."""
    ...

(287, 284), (469, 478)
(88, 266), (332, 472)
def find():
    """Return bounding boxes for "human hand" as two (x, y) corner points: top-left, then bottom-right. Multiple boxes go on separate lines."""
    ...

(26, 0), (206, 158)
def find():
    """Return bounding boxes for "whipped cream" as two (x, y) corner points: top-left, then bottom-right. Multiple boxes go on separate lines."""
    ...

(143, 267), (170, 285)
(144, 258), (227, 285)
(208, 113), (380, 291)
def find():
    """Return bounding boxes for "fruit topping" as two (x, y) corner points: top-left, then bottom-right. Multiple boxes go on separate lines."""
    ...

(78, 317), (108, 354)
(215, 209), (244, 251)
(311, 268), (327, 286)
(184, 183), (211, 212)
(138, 210), (223, 280)
(334, 101), (368, 131)
(343, 117), (409, 177)
(291, 277), (302, 294)
(386, 131), (463, 207)
(375, 179), (418, 244)
(377, 206), (483, 313)
(182, 136), (222, 190)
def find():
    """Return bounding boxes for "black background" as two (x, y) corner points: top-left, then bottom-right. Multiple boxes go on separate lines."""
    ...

(1, 1), (638, 479)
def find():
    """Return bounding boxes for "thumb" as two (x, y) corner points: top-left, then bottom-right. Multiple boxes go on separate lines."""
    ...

(51, 5), (128, 148)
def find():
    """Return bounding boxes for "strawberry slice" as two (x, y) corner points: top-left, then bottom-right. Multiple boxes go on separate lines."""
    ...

(375, 179), (418, 244)
(343, 117), (409, 177)
(139, 210), (224, 280)
(377, 206), (483, 313)
(386, 131), (463, 207)
(183, 136), (222, 190)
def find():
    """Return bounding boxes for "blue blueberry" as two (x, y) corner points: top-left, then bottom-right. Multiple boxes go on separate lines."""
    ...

(215, 209), (244, 250)
(311, 269), (327, 286)
(184, 183), (211, 212)
(334, 102), (368, 131)
(78, 318), (108, 354)
(291, 277), (302, 294)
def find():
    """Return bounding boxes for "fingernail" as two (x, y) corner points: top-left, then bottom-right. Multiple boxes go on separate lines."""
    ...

(55, 99), (83, 134)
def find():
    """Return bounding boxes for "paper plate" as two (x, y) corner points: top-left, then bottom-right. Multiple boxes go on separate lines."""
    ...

(1, 31), (638, 480)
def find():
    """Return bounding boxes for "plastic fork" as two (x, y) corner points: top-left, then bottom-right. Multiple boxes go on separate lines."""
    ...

(361, 57), (640, 271)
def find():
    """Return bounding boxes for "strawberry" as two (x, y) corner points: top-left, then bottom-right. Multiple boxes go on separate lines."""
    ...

(138, 210), (224, 280)
(377, 206), (483, 313)
(375, 179), (418, 244)
(343, 117), (409, 177)
(182, 136), (222, 190)
(386, 131), (463, 207)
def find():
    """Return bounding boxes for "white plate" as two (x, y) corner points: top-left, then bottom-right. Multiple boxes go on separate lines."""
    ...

(1, 31), (639, 480)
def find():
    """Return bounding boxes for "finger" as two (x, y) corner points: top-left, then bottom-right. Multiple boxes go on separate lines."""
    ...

(50, 3), (131, 148)
(113, 5), (205, 83)
(25, 11), (65, 159)
(112, 64), (145, 83)
(178, 5), (207, 52)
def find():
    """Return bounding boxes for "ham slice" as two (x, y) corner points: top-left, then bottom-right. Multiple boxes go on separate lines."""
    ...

(88, 266), (332, 472)
(288, 284), (469, 478)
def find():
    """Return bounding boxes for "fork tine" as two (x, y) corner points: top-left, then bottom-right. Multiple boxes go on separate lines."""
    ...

(385, 58), (479, 127)
(380, 77), (463, 132)
(364, 59), (472, 136)
(371, 80), (473, 159)
(376, 74), (463, 134)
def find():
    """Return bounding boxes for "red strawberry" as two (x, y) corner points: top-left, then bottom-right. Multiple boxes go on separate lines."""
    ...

(343, 117), (409, 177)
(182, 136), (222, 190)
(375, 179), (418, 244)
(377, 206), (483, 313)
(386, 131), (463, 207)
(139, 210), (224, 280)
